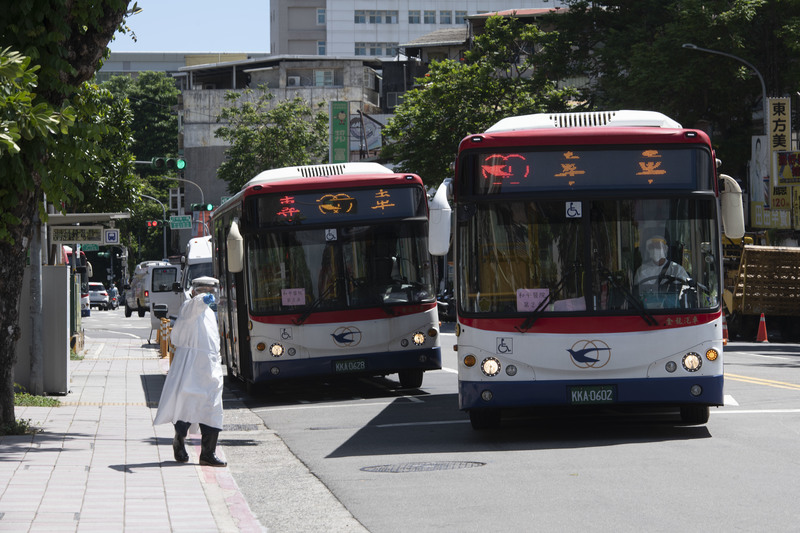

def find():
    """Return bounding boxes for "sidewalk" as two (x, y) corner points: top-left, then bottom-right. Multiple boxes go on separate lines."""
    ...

(0, 336), (264, 532)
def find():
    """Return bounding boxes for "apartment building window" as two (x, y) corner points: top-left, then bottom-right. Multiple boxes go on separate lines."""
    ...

(317, 41), (326, 55)
(368, 10), (382, 23)
(314, 70), (334, 87)
(355, 10), (366, 23)
(355, 42), (397, 56)
(440, 10), (452, 24)
(385, 11), (398, 23)
(455, 10), (467, 24)
(317, 8), (325, 25)
(408, 10), (420, 24)
(424, 10), (436, 24)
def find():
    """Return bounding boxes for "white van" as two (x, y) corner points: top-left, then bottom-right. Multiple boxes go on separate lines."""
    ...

(180, 235), (213, 303)
(148, 263), (183, 331)
(125, 260), (170, 317)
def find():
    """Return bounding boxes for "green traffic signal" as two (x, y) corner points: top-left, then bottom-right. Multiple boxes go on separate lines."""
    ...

(150, 156), (185, 171)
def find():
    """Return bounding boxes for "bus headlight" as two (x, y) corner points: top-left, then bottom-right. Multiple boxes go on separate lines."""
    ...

(270, 343), (284, 357)
(256, 342), (266, 352)
(464, 354), (477, 367)
(505, 365), (517, 376)
(682, 352), (702, 372)
(427, 328), (438, 338)
(412, 332), (426, 345)
(665, 361), (677, 373)
(705, 348), (718, 361)
(481, 357), (501, 377)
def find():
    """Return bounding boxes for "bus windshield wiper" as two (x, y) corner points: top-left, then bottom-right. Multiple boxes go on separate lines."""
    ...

(516, 262), (579, 333)
(293, 281), (338, 325)
(598, 266), (658, 326)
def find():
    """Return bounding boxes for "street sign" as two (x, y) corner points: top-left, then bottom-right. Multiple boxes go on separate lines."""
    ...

(104, 228), (120, 245)
(170, 215), (192, 230)
(82, 243), (100, 251)
(51, 226), (103, 245)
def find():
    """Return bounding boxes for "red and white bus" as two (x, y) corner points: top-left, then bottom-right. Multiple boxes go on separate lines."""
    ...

(428, 110), (744, 429)
(213, 162), (441, 390)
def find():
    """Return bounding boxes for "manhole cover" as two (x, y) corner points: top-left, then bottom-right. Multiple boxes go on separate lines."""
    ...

(360, 461), (485, 473)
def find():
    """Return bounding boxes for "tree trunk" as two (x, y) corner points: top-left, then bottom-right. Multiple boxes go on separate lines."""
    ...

(0, 187), (38, 426)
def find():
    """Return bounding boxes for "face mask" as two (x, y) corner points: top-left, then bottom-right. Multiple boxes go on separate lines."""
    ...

(648, 243), (667, 264)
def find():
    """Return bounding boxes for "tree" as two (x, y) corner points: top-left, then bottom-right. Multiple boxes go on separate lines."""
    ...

(214, 88), (329, 193)
(102, 72), (181, 265)
(0, 1), (132, 427)
(382, 15), (578, 187)
(548, 0), (800, 180)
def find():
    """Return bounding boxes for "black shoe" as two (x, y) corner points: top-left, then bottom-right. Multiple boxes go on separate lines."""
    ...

(199, 424), (227, 467)
(173, 421), (190, 463)
(199, 453), (227, 467)
(173, 434), (189, 462)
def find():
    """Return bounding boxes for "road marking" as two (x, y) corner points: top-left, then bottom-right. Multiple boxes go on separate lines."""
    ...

(724, 394), (739, 406)
(714, 409), (800, 415)
(374, 419), (469, 428)
(726, 373), (800, 391)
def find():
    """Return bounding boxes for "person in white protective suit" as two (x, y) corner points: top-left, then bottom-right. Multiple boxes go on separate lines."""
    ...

(153, 277), (226, 466)
(633, 236), (690, 309)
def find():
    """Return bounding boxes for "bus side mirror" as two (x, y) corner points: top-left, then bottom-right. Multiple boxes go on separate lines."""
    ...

(720, 174), (745, 239)
(227, 220), (244, 273)
(428, 180), (452, 256)
(172, 282), (182, 293)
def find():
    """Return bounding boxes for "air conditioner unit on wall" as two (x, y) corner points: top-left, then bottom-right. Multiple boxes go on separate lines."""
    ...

(287, 76), (301, 87)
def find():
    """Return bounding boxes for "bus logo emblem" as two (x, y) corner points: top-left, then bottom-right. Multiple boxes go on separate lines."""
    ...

(331, 326), (362, 347)
(567, 340), (611, 368)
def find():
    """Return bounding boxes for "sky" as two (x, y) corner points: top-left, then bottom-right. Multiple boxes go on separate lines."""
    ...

(109, 0), (271, 53)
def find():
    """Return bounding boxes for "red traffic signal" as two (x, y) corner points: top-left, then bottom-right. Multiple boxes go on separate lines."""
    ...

(146, 220), (160, 227)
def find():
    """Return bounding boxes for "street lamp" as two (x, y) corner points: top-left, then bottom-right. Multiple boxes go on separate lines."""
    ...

(682, 43), (768, 135)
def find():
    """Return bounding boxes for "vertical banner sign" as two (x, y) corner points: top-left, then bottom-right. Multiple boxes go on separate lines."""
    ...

(330, 101), (349, 164)
(750, 136), (769, 228)
(768, 97), (792, 229)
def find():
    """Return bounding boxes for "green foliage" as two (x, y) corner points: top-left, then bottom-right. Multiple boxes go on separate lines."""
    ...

(0, 418), (38, 436)
(214, 88), (329, 193)
(382, 16), (577, 187)
(0, 47), (76, 243)
(550, 0), (800, 178)
(14, 392), (61, 407)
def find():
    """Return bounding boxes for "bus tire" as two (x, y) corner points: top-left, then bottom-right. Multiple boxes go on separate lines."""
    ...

(680, 405), (709, 425)
(469, 408), (501, 430)
(398, 369), (424, 389)
(124, 304), (132, 317)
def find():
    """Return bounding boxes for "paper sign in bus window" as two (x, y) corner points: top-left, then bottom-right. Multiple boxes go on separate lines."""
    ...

(281, 288), (305, 306)
(517, 288), (549, 312)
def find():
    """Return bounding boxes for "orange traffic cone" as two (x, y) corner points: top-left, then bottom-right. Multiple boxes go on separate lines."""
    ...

(757, 313), (769, 343)
(722, 314), (729, 345)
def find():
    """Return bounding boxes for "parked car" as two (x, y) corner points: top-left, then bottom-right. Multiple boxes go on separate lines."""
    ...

(107, 286), (120, 310)
(88, 282), (110, 311)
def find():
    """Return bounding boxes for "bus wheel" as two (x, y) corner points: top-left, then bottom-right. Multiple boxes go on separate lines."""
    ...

(680, 405), (709, 425)
(398, 370), (423, 389)
(469, 408), (501, 430)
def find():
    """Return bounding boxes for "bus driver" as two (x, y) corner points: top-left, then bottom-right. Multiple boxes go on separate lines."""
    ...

(634, 236), (689, 308)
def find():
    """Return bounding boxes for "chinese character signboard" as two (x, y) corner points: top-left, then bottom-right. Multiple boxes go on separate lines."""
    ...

(329, 101), (349, 163)
(752, 98), (793, 229)
(51, 226), (104, 245)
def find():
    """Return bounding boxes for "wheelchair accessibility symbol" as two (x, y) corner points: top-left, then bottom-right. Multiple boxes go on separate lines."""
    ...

(566, 201), (582, 219)
(496, 337), (512, 354)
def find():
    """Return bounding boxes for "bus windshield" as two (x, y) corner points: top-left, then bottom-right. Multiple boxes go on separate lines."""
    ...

(457, 197), (720, 316)
(247, 221), (435, 314)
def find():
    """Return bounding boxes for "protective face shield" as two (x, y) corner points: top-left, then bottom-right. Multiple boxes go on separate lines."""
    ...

(646, 237), (668, 265)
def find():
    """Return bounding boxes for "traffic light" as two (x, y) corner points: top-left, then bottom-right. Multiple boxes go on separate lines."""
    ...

(150, 157), (186, 171)
(146, 220), (160, 228)
(191, 203), (214, 211)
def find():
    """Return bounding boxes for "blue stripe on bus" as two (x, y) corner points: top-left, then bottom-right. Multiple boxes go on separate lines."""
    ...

(459, 375), (723, 410)
(250, 347), (442, 382)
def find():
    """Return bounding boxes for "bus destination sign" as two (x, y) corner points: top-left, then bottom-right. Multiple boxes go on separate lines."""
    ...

(255, 187), (422, 226)
(472, 147), (708, 194)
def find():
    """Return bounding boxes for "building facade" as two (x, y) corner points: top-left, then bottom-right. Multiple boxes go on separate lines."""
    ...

(270, 0), (565, 58)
